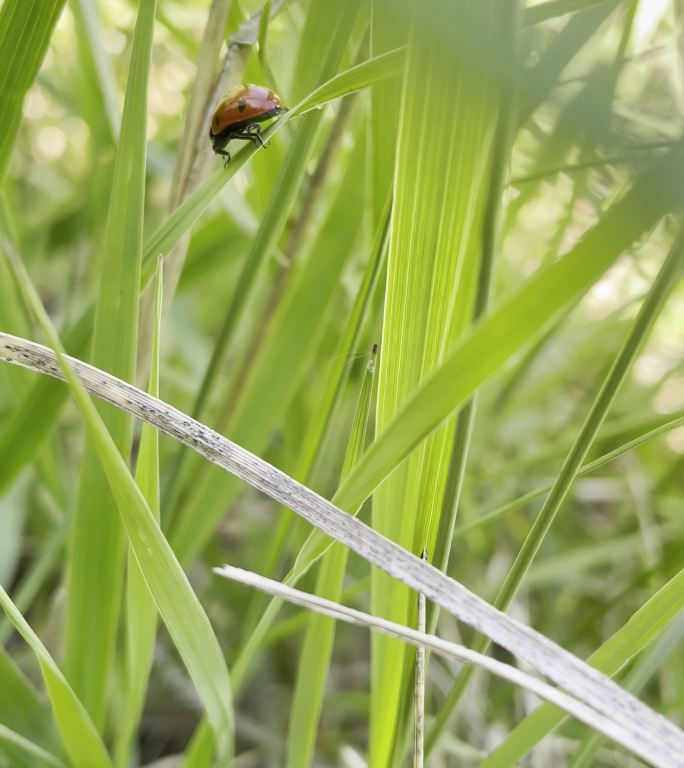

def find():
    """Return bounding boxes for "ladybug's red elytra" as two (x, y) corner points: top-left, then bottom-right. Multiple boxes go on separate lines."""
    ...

(209, 84), (286, 164)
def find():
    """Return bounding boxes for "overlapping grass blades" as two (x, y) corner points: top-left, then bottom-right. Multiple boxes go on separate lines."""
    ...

(286, 348), (376, 768)
(62, 0), (156, 729)
(3, 246), (235, 764)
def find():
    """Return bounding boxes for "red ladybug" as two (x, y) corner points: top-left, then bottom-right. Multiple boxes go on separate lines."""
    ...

(209, 84), (286, 163)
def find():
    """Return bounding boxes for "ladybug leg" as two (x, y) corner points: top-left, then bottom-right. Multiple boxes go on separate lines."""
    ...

(213, 147), (231, 166)
(230, 129), (267, 149)
(246, 123), (266, 147)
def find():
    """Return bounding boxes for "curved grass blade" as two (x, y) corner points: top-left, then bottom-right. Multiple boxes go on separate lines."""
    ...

(291, 46), (405, 116)
(0, 586), (110, 768)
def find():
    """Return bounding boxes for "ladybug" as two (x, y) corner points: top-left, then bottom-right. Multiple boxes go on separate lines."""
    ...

(209, 84), (286, 164)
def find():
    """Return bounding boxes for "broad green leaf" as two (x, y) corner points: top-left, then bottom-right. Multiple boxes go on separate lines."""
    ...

(63, 0), (156, 729)
(0, 0), (66, 183)
(369, 0), (406, 226)
(368, 3), (504, 762)
(428, 0), (521, 604)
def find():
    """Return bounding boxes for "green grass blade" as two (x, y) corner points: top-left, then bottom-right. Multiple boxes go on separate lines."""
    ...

(429, 0), (520, 617)
(69, 0), (119, 146)
(286, 348), (376, 768)
(63, 0), (156, 728)
(0, 645), (57, 767)
(333, 143), (684, 522)
(0, 0), (65, 184)
(369, 0), (406, 227)
(495, 239), (684, 609)
(518, 1), (618, 125)
(368, 4), (507, 761)
(234, 194), (390, 662)
(4, 246), (235, 765)
(181, 721), (214, 768)
(292, 46), (405, 116)
(0, 724), (66, 768)
(114, 260), (163, 768)
(0, 587), (111, 768)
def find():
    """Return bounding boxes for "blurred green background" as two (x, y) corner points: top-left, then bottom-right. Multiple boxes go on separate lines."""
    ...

(1, 0), (684, 766)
